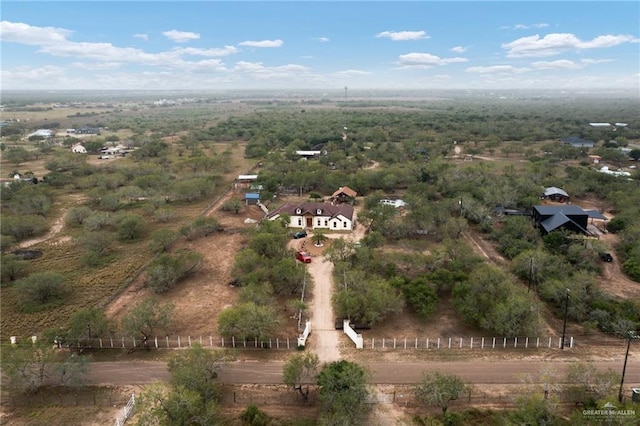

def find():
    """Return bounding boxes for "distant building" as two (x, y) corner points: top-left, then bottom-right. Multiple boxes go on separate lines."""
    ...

(27, 129), (54, 138)
(76, 127), (100, 135)
(71, 143), (87, 154)
(541, 187), (569, 203)
(330, 186), (357, 204)
(561, 136), (594, 148)
(244, 193), (260, 205)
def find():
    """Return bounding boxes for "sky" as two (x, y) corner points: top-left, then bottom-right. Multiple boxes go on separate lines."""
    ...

(1, 1), (639, 92)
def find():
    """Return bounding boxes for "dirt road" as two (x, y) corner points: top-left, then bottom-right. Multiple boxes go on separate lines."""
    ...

(85, 358), (640, 386)
(307, 256), (342, 363)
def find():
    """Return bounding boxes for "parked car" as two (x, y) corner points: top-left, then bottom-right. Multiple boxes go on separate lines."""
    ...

(600, 252), (613, 262)
(293, 230), (307, 239)
(296, 251), (311, 263)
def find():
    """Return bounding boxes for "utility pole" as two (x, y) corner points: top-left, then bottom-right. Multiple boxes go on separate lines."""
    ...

(561, 289), (570, 349)
(618, 331), (637, 403)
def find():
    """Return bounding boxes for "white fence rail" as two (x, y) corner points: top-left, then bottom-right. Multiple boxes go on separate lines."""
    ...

(297, 320), (311, 347)
(69, 336), (300, 350)
(362, 336), (574, 350)
(115, 393), (135, 426)
(344, 320), (364, 349)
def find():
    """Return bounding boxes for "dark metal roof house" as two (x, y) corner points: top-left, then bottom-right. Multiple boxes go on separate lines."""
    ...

(532, 205), (596, 235)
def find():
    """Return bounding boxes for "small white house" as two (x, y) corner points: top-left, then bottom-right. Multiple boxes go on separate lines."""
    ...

(267, 202), (354, 231)
(71, 143), (87, 153)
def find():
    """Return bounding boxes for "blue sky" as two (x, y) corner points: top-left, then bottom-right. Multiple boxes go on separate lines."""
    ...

(1, 1), (639, 91)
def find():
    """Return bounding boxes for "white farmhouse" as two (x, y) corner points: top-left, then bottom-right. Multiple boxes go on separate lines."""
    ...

(267, 202), (354, 231)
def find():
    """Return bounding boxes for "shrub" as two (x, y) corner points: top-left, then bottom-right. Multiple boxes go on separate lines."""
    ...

(14, 272), (69, 312)
(179, 217), (222, 241)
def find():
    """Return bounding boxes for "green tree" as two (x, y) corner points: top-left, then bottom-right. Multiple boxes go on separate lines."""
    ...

(317, 360), (370, 426)
(283, 352), (319, 401)
(0, 253), (29, 284)
(179, 216), (222, 241)
(149, 228), (178, 253)
(135, 383), (221, 426)
(217, 302), (281, 341)
(414, 371), (467, 415)
(567, 361), (620, 403)
(311, 229), (327, 247)
(13, 272), (69, 312)
(168, 344), (235, 401)
(221, 198), (244, 214)
(332, 271), (404, 325)
(145, 249), (203, 293)
(116, 213), (146, 240)
(121, 297), (174, 351)
(65, 308), (111, 347)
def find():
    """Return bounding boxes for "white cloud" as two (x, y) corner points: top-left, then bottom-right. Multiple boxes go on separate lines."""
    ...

(508, 23), (550, 30)
(72, 62), (123, 70)
(398, 52), (467, 67)
(532, 60), (582, 70)
(376, 30), (429, 41)
(503, 33), (640, 57)
(451, 46), (468, 53)
(173, 46), (238, 57)
(467, 65), (530, 74)
(238, 39), (283, 48)
(335, 69), (371, 77)
(314, 37), (330, 43)
(133, 33), (148, 41)
(162, 29), (200, 43)
(0, 20), (72, 45)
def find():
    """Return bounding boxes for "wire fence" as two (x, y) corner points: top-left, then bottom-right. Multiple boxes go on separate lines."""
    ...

(361, 336), (576, 350)
(0, 386), (132, 408)
(52, 335), (302, 351)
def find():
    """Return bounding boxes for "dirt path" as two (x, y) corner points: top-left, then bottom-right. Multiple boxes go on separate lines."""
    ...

(307, 257), (342, 363)
(82, 357), (640, 386)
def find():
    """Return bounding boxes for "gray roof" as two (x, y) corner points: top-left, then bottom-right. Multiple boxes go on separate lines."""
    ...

(584, 209), (607, 220)
(561, 136), (594, 147)
(543, 187), (569, 197)
(533, 205), (586, 216)
(540, 212), (572, 233)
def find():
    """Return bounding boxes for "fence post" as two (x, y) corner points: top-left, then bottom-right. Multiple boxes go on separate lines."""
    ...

(383, 338), (385, 349)
(110, 337), (114, 348)
(372, 338), (375, 349)
(393, 338), (396, 349)
(570, 336), (574, 348)
(503, 337), (506, 348)
(269, 338), (272, 349)
(287, 338), (290, 349)
(178, 336), (181, 348)
(437, 338), (440, 349)
(471, 337), (474, 349)
(558, 337), (561, 348)
(155, 337), (158, 348)
(492, 337), (496, 349)
(548, 337), (552, 348)
(232, 336), (235, 348)
(525, 337), (529, 348)
(210, 336), (213, 347)
(122, 337), (125, 348)
(448, 337), (452, 349)
(426, 338), (429, 349)
(415, 338), (418, 349)
(481, 337), (484, 349)
(188, 336), (191, 347)
(200, 336), (203, 345)
(99, 338), (103, 348)
(460, 338), (463, 349)
(403, 338), (406, 349)
(536, 337), (540, 348)
(514, 337), (518, 348)
(166, 336), (170, 348)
